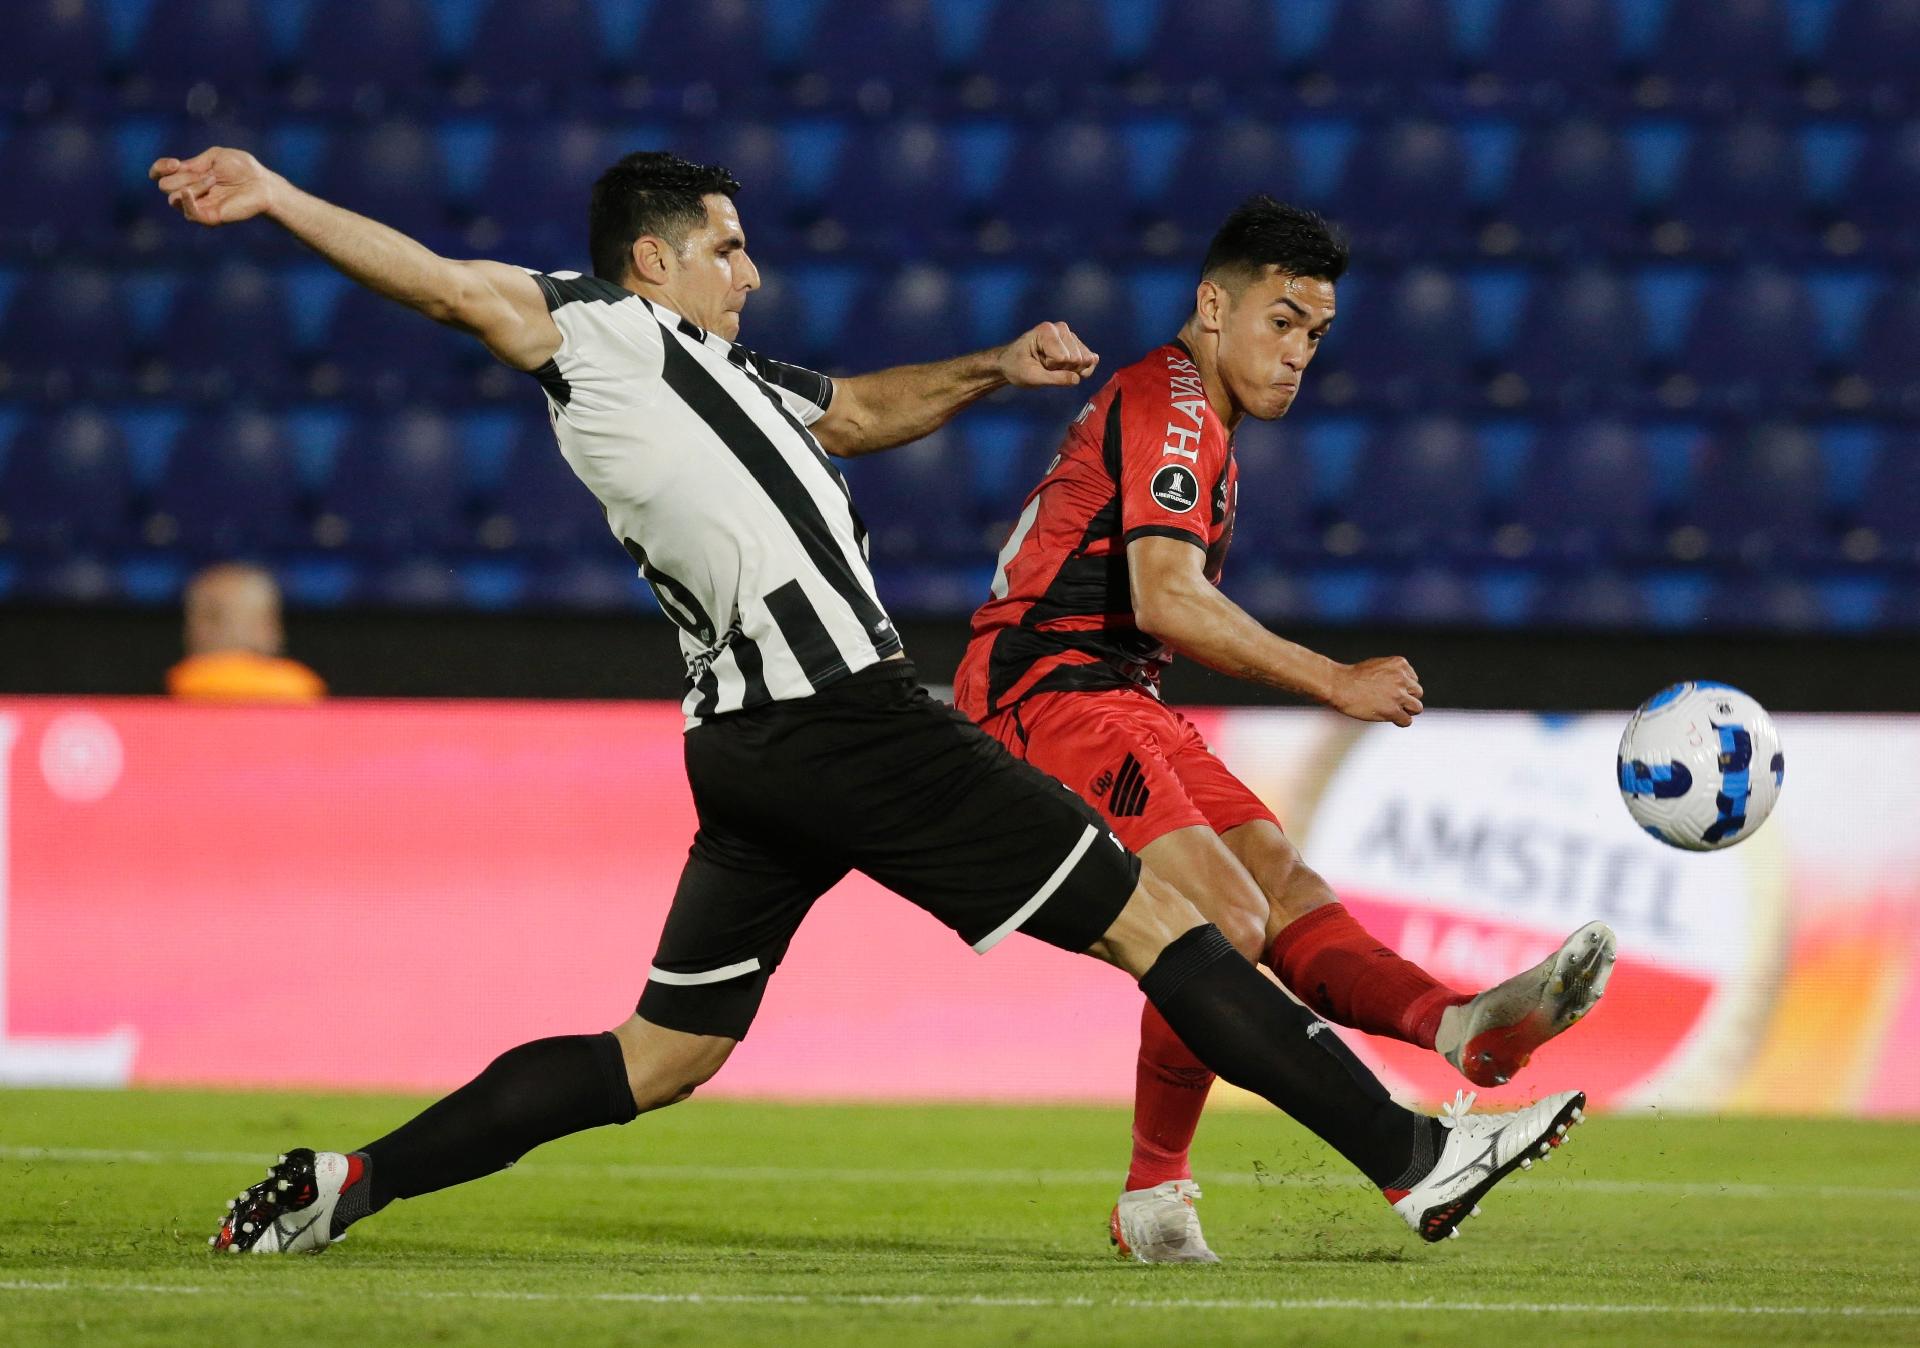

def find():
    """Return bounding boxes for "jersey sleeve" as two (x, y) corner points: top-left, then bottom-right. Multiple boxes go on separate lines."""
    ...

(735, 346), (835, 426)
(1113, 375), (1229, 549)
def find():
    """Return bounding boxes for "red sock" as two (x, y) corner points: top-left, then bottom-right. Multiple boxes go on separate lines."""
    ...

(1265, 902), (1467, 1049)
(1125, 1001), (1215, 1192)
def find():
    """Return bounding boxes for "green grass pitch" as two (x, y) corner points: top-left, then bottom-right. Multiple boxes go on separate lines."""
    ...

(3, 1089), (1917, 1346)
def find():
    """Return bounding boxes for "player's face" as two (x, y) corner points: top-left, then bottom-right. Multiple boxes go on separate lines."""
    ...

(1216, 270), (1336, 420)
(668, 194), (761, 341)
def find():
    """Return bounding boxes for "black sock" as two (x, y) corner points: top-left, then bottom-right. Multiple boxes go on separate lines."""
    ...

(356, 1032), (638, 1215)
(1139, 925), (1440, 1190)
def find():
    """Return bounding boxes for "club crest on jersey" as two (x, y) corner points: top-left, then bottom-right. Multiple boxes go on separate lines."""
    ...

(1150, 464), (1200, 513)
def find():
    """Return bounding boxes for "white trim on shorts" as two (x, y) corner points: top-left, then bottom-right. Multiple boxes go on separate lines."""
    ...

(647, 957), (764, 985)
(970, 822), (1100, 955)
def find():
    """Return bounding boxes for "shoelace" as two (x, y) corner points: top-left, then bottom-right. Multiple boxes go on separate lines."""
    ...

(1439, 1089), (1479, 1129)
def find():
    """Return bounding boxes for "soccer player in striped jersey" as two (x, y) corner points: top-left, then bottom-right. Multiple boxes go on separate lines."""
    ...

(152, 149), (1596, 1261)
(955, 197), (1617, 1262)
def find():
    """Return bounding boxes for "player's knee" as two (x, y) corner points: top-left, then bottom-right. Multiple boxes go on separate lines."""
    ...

(1215, 894), (1269, 961)
(611, 1015), (735, 1115)
(1261, 851), (1338, 932)
(1088, 867), (1208, 977)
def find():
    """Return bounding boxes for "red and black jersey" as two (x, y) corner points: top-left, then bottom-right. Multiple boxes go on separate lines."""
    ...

(954, 341), (1237, 719)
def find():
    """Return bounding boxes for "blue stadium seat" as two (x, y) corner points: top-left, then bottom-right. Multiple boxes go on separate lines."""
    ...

(994, 121), (1130, 255)
(794, 0), (942, 113)
(121, 0), (269, 107)
(1153, 120), (1294, 249)
(1021, 265), (1136, 373)
(361, 556), (463, 607)
(839, 428), (975, 562)
(1140, 0), (1279, 94)
(1701, 575), (1827, 632)
(1223, 418), (1315, 567)
(529, 556), (648, 610)
(962, 413), (1053, 527)
(20, 556), (123, 604)
(0, 265), (130, 398)
(1328, 268), (1476, 408)
(817, 122), (962, 255)
(313, 120), (452, 247)
(309, 285), (467, 402)
(1641, 0), (1793, 106)
(682, 123), (795, 249)
(459, 0), (603, 110)
(1662, 120), (1805, 256)
(1853, 277), (1920, 413)
(1842, 123), (1920, 256)
(315, 409), (466, 553)
(1676, 423), (1832, 564)
(469, 121), (610, 262)
(1377, 565), (1481, 625)
(860, 265), (972, 369)
(0, 121), (115, 256)
(1494, 121), (1636, 257)
(1851, 430), (1920, 564)
(1478, 0), (1621, 105)
(159, 262), (292, 400)
(1504, 420), (1657, 563)
(737, 273), (816, 372)
(1501, 268), (1647, 412)
(0, 0), (107, 105)
(0, 410), (132, 550)
(1332, 416), (1483, 559)
(1317, 0), (1455, 95)
(1678, 269), (1818, 411)
(1328, 121), (1470, 257)
(289, 0), (439, 112)
(1819, 0), (1920, 112)
(476, 423), (606, 555)
(1530, 570), (1651, 628)
(632, 0), (770, 106)
(964, 0), (1113, 109)
(146, 411), (305, 554)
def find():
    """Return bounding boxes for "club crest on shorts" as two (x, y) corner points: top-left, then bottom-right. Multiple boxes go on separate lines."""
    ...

(1150, 464), (1200, 513)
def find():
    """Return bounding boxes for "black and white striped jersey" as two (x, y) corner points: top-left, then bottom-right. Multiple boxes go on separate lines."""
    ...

(525, 271), (901, 724)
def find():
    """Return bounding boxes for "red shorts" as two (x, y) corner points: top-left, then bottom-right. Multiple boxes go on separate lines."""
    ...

(978, 688), (1280, 853)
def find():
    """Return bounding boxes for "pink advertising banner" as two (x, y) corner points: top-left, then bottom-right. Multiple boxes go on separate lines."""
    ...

(2, 697), (1916, 1115)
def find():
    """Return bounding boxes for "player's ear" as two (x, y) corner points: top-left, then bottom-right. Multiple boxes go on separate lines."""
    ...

(630, 234), (673, 286)
(1194, 278), (1228, 333)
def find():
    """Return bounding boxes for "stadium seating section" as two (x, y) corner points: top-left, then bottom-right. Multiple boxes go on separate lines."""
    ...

(2, 0), (1918, 631)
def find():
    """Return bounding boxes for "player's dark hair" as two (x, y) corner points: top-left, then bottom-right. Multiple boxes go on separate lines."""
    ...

(589, 150), (743, 284)
(1200, 194), (1349, 288)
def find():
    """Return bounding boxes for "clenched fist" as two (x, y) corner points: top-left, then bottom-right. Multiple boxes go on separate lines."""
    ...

(149, 147), (282, 227)
(1329, 656), (1424, 727)
(998, 321), (1099, 388)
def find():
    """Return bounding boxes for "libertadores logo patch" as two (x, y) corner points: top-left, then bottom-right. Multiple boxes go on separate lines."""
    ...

(1149, 464), (1199, 513)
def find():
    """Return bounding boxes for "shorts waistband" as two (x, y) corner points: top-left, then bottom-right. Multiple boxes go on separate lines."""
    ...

(823, 657), (919, 693)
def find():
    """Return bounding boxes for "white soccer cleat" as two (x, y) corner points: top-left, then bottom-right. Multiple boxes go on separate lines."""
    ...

(209, 1149), (351, 1256)
(1436, 921), (1617, 1087)
(1108, 1179), (1221, 1264)
(1388, 1089), (1586, 1243)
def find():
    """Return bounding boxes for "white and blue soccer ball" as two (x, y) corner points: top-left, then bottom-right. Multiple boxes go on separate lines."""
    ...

(1618, 681), (1784, 851)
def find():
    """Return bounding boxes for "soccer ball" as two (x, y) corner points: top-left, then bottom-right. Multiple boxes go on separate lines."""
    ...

(1617, 681), (1784, 851)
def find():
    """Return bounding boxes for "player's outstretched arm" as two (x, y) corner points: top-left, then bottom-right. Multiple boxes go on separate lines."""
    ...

(149, 147), (559, 372)
(812, 322), (1098, 458)
(1128, 536), (1425, 726)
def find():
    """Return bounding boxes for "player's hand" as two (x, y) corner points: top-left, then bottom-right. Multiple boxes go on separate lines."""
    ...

(1328, 656), (1424, 727)
(149, 147), (281, 227)
(999, 321), (1099, 388)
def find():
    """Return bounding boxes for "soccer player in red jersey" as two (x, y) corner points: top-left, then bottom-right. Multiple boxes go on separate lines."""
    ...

(954, 197), (1617, 1262)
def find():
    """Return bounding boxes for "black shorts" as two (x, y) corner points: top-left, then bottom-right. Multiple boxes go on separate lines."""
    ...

(637, 660), (1141, 1039)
